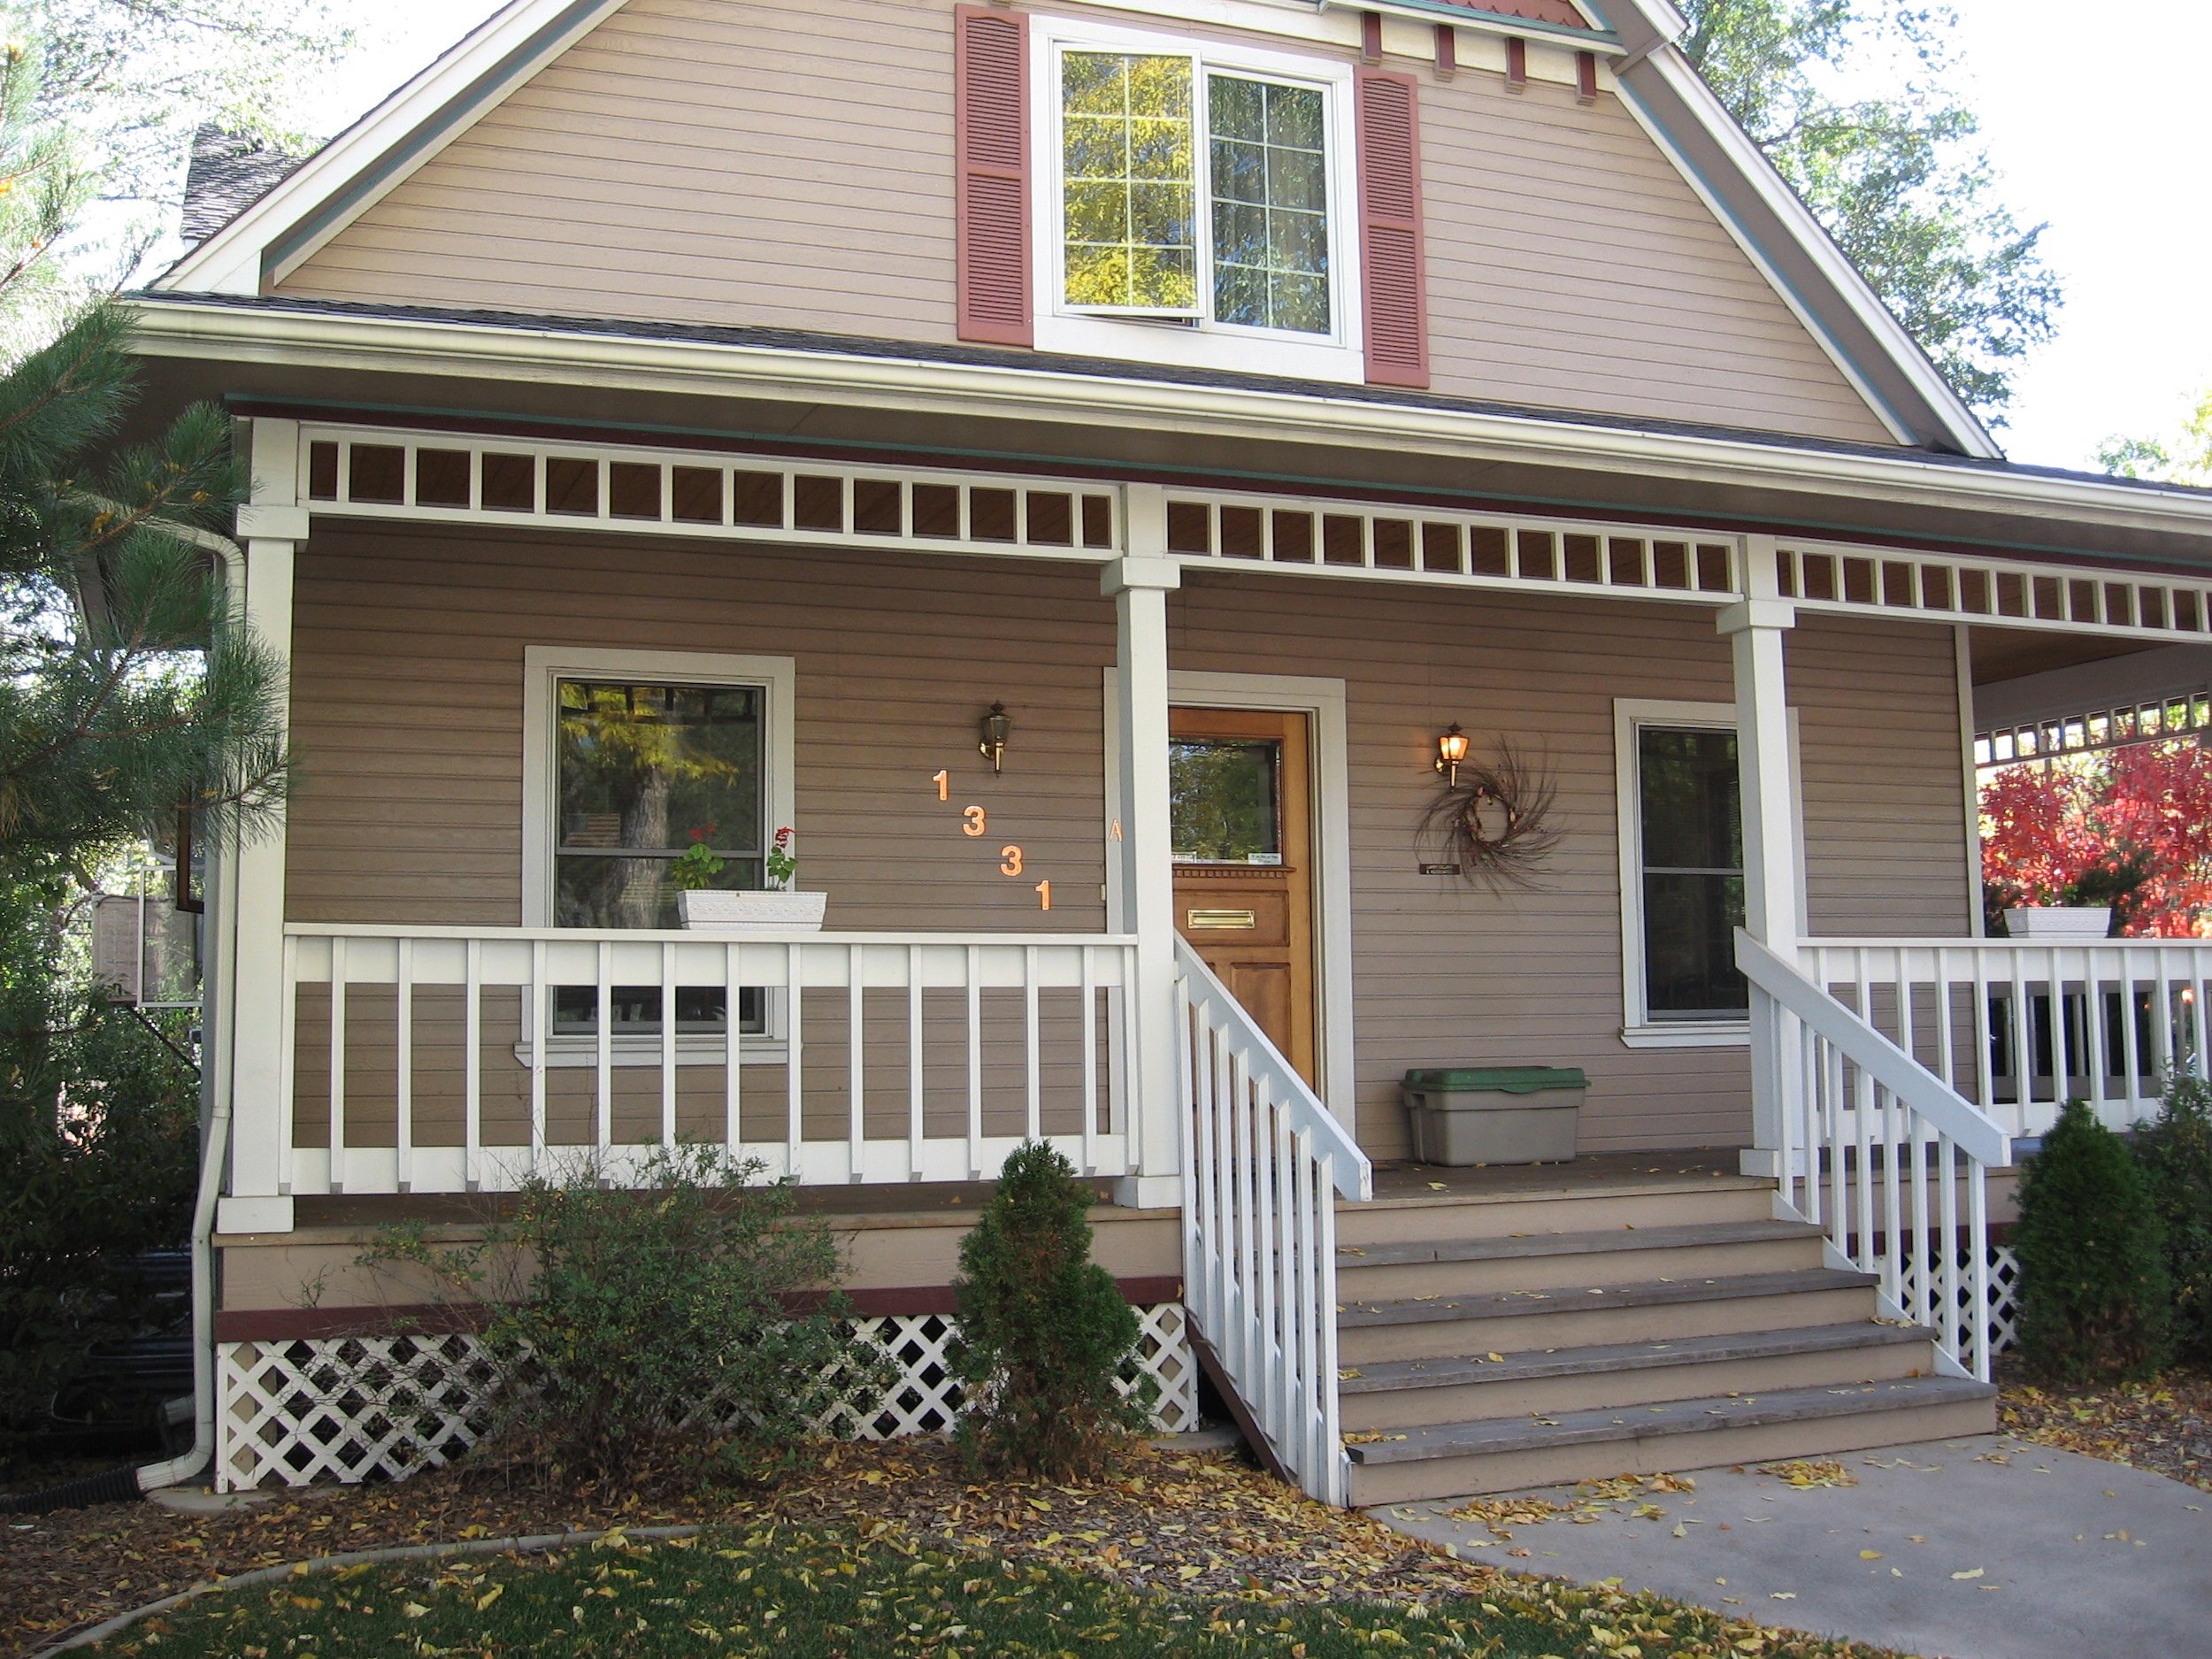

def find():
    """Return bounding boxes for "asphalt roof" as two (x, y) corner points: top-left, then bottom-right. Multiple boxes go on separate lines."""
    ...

(180, 127), (303, 248)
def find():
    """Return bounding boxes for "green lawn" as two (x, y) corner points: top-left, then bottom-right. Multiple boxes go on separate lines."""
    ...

(90, 1521), (1842, 1658)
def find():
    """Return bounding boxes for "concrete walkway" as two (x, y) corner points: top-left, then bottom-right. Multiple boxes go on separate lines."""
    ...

(1368, 1433), (2210, 1659)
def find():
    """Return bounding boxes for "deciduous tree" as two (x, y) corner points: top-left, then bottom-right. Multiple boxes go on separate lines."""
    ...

(1980, 741), (2212, 936)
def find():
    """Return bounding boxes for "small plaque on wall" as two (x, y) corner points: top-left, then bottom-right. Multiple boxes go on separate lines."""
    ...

(1419, 862), (1463, 877)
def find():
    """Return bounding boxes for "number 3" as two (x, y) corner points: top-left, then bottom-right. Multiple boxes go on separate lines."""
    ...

(963, 805), (987, 837)
(1000, 845), (1024, 877)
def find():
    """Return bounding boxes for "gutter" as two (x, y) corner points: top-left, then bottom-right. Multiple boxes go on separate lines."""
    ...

(125, 297), (2212, 550)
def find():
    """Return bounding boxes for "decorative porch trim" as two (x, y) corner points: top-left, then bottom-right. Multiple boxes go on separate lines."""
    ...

(276, 422), (2212, 645)
(214, 1301), (1199, 1491)
(1779, 536), (2212, 644)
(296, 423), (1124, 563)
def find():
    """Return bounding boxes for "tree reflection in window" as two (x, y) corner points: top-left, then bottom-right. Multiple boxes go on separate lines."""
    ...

(552, 680), (765, 1034)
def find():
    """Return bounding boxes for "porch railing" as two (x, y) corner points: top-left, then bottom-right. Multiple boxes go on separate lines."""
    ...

(1740, 932), (2013, 1380)
(1801, 938), (2212, 1139)
(278, 925), (1138, 1194)
(1174, 938), (1371, 1505)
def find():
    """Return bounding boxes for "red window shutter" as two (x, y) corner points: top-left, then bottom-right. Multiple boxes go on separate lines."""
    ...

(956, 5), (1032, 347)
(1356, 67), (1428, 389)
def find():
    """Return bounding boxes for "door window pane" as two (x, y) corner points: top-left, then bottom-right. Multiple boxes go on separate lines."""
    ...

(1638, 727), (1748, 1019)
(1209, 75), (1330, 334)
(1062, 52), (1198, 311)
(1171, 739), (1281, 862)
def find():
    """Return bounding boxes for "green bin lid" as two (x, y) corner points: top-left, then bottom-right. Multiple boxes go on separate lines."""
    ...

(1402, 1066), (1588, 1095)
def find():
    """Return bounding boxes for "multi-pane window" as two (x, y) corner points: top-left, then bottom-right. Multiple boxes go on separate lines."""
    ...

(1635, 727), (1749, 1022)
(552, 678), (766, 1034)
(1058, 49), (1333, 337)
(1209, 76), (1329, 334)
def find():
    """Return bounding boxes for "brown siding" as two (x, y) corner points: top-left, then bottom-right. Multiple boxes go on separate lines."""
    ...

(1793, 615), (1973, 937)
(272, 0), (1895, 446)
(283, 529), (1969, 1162)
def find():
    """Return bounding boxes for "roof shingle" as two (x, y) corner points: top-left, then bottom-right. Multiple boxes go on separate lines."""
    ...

(180, 127), (303, 247)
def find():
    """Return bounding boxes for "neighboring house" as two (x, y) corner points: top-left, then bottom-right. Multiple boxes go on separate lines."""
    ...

(127, 0), (2212, 1506)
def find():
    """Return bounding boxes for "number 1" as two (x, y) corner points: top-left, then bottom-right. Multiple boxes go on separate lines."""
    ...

(1035, 879), (1052, 911)
(932, 769), (949, 802)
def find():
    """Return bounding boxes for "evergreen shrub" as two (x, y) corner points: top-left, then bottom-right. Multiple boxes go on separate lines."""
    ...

(2136, 1075), (2212, 1363)
(2013, 1099), (2170, 1384)
(950, 1141), (1148, 1478)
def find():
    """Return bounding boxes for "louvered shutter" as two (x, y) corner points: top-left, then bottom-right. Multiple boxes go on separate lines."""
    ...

(956, 5), (1032, 347)
(1356, 67), (1428, 388)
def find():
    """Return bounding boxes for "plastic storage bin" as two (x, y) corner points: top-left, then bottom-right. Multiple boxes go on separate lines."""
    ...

(1401, 1066), (1587, 1166)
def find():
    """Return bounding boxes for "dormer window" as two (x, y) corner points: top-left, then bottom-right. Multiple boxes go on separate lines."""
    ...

(1059, 51), (1333, 338)
(1030, 16), (1363, 381)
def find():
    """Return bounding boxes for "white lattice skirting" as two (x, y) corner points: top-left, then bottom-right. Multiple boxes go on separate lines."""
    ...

(217, 1303), (1199, 1492)
(1899, 1244), (2024, 1360)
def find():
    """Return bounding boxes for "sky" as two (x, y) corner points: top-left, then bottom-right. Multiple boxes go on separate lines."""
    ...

(312, 0), (2207, 475)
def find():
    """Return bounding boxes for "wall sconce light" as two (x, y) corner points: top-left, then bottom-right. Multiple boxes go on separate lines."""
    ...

(1434, 723), (1471, 787)
(979, 702), (1013, 772)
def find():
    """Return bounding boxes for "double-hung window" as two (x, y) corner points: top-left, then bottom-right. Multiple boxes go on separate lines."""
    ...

(1616, 702), (1756, 1046)
(1614, 701), (1809, 1045)
(1035, 19), (1360, 379)
(523, 648), (796, 1054)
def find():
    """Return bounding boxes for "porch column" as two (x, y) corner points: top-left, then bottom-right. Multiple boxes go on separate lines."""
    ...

(1719, 534), (1801, 1178)
(218, 419), (305, 1233)
(1105, 492), (1183, 1208)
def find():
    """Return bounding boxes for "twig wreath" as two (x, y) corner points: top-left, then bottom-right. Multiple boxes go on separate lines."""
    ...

(1418, 740), (1563, 893)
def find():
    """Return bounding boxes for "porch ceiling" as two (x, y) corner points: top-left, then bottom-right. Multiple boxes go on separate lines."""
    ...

(125, 298), (2212, 579)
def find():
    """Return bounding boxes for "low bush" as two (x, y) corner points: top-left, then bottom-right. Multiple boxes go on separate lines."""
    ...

(2013, 1099), (2170, 1384)
(950, 1140), (1148, 1478)
(2136, 1074), (2212, 1363)
(366, 1145), (881, 1484)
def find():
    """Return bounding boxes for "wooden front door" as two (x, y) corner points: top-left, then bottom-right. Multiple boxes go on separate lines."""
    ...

(1170, 706), (1318, 1087)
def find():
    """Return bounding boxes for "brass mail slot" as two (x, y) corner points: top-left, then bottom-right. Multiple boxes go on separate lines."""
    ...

(1187, 908), (1257, 930)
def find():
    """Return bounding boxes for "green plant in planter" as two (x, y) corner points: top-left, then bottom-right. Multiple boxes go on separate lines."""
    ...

(2013, 1099), (2171, 1384)
(949, 1141), (1148, 1478)
(670, 826), (726, 892)
(2136, 1075), (2212, 1363)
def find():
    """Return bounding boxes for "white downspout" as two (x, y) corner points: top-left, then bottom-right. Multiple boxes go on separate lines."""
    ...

(132, 521), (246, 1495)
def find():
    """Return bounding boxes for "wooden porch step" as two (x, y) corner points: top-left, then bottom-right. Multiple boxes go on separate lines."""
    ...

(1338, 1320), (1936, 1429)
(1336, 1267), (1880, 1363)
(1340, 1319), (1932, 1395)
(1334, 1219), (1826, 1297)
(1337, 1266), (1876, 1326)
(1343, 1375), (1998, 1507)
(1338, 1218), (1824, 1269)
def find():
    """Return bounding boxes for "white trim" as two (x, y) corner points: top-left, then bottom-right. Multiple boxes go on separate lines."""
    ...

(519, 645), (797, 1056)
(1613, 696), (1803, 1046)
(1955, 623), (1985, 938)
(129, 300), (2212, 545)
(1029, 12), (1365, 383)
(1102, 666), (1358, 1134)
(161, 0), (630, 294)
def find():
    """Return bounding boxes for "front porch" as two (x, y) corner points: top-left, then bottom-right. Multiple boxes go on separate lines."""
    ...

(193, 415), (2212, 1502)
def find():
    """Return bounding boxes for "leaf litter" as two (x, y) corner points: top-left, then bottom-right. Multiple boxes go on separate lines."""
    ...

(3, 1438), (1903, 1658)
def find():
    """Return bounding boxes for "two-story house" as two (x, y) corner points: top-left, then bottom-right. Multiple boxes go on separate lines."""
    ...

(126, 0), (2212, 1507)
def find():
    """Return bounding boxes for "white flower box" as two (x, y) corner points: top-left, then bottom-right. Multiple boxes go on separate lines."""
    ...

(2003, 905), (2113, 940)
(676, 889), (828, 932)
